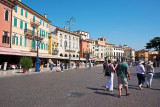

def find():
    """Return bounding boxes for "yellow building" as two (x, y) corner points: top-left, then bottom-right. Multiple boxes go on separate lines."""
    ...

(49, 33), (58, 55)
(12, 0), (51, 56)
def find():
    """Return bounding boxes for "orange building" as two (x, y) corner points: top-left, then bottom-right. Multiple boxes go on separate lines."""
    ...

(0, 0), (15, 47)
(80, 40), (89, 58)
(135, 49), (149, 61)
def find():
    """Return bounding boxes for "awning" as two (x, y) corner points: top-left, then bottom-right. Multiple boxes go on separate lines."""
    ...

(0, 47), (33, 56)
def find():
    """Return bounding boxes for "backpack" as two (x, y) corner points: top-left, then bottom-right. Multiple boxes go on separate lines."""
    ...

(105, 64), (113, 76)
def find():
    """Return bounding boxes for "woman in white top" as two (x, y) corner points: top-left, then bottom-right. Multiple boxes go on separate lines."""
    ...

(136, 60), (146, 90)
(146, 61), (154, 88)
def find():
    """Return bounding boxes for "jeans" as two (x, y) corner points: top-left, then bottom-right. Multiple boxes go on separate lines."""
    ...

(137, 73), (146, 85)
(147, 73), (153, 86)
(106, 73), (114, 91)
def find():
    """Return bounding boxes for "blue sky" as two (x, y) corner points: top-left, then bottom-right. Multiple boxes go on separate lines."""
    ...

(23, 0), (160, 50)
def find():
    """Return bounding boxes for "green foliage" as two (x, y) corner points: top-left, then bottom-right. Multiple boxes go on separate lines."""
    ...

(94, 61), (98, 65)
(77, 51), (82, 55)
(20, 57), (33, 69)
(145, 37), (160, 50)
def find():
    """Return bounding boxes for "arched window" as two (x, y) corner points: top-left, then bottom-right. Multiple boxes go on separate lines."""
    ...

(60, 53), (63, 57)
(73, 55), (75, 57)
(77, 55), (79, 58)
(65, 54), (67, 57)
(5, 9), (9, 21)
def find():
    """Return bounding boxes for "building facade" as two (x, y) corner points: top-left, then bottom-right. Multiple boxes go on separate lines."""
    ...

(0, 0), (15, 47)
(113, 46), (125, 61)
(135, 49), (149, 61)
(12, 0), (51, 56)
(56, 27), (80, 60)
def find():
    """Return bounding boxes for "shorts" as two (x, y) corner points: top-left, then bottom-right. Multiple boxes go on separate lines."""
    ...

(118, 77), (128, 87)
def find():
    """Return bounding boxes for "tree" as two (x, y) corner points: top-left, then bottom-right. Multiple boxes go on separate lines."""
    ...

(145, 37), (160, 65)
(145, 37), (160, 50)
(77, 51), (82, 62)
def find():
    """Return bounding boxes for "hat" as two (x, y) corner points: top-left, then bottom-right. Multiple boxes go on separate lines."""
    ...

(138, 60), (144, 64)
(148, 61), (153, 65)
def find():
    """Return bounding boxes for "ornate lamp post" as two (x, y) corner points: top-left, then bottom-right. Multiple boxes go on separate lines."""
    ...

(35, 31), (40, 72)
(65, 17), (76, 68)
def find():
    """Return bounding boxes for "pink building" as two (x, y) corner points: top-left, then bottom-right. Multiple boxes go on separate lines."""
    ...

(0, 0), (15, 47)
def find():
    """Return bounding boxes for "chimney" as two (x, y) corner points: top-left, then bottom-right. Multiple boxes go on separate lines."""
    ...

(44, 14), (47, 18)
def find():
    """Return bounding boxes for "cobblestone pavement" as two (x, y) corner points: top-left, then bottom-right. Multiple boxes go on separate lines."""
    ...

(0, 66), (160, 107)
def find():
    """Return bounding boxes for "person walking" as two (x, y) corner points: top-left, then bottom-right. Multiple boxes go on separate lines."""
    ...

(103, 61), (107, 73)
(76, 61), (79, 69)
(50, 60), (54, 71)
(89, 61), (91, 70)
(146, 61), (154, 88)
(105, 59), (116, 92)
(60, 62), (63, 72)
(116, 57), (131, 98)
(136, 60), (146, 90)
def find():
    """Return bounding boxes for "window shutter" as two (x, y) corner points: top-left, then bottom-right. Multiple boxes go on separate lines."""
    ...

(21, 8), (23, 15)
(12, 35), (15, 45)
(14, 17), (17, 27)
(24, 37), (27, 47)
(33, 16), (35, 22)
(20, 20), (23, 29)
(14, 5), (17, 12)
(16, 36), (18, 45)
(44, 43), (45, 50)
(40, 29), (41, 36)
(20, 36), (22, 46)
(25, 11), (28, 18)
(25, 23), (27, 29)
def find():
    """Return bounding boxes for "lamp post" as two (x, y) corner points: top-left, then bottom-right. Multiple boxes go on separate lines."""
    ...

(35, 31), (40, 72)
(65, 17), (76, 68)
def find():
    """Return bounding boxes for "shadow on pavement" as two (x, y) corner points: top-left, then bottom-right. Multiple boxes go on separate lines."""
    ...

(94, 91), (117, 97)
(87, 87), (118, 98)
(151, 88), (160, 91)
(87, 87), (106, 91)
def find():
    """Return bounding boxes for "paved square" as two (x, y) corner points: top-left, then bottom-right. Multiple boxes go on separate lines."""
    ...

(0, 66), (160, 107)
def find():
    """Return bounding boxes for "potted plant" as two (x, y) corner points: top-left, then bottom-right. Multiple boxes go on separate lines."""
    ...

(94, 61), (98, 66)
(20, 57), (33, 73)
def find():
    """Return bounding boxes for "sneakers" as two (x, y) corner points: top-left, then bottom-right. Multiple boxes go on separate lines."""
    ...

(139, 85), (143, 90)
(126, 92), (131, 96)
(118, 95), (121, 98)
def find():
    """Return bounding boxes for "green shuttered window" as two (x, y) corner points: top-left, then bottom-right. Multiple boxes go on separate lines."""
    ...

(20, 36), (22, 46)
(21, 8), (23, 16)
(14, 17), (17, 27)
(14, 5), (17, 12)
(20, 20), (23, 29)
(24, 37), (27, 47)
(25, 23), (27, 29)
(25, 11), (28, 18)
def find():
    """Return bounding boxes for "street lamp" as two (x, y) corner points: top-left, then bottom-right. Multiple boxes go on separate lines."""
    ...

(65, 17), (76, 68)
(35, 31), (40, 72)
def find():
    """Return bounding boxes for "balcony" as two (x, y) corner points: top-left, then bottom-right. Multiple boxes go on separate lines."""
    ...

(24, 29), (44, 40)
(52, 50), (59, 55)
(24, 29), (35, 39)
(30, 19), (40, 28)
(30, 47), (37, 52)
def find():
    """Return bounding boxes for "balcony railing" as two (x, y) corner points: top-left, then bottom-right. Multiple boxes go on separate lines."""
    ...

(24, 29), (44, 40)
(31, 47), (37, 52)
(24, 29), (35, 39)
(30, 18), (40, 28)
(52, 50), (59, 55)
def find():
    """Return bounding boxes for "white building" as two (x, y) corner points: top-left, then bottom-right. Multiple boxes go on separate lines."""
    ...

(74, 30), (89, 40)
(52, 26), (81, 60)
(113, 46), (125, 61)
